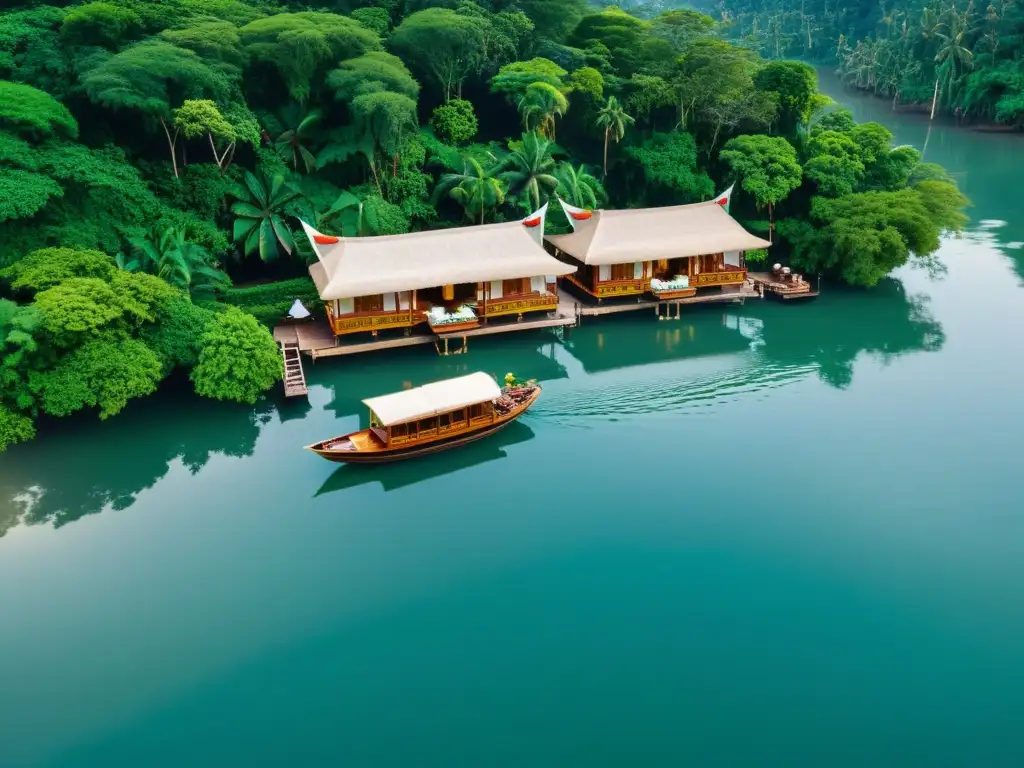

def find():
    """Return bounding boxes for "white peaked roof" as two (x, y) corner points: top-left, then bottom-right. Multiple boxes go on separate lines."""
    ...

(302, 206), (574, 301)
(363, 372), (502, 426)
(546, 199), (771, 266)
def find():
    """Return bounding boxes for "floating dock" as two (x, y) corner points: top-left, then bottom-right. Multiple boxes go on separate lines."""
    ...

(570, 283), (755, 319)
(275, 304), (577, 360)
(748, 272), (819, 301)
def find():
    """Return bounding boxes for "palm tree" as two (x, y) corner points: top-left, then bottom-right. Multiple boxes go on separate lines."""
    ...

(265, 103), (322, 174)
(497, 132), (559, 212)
(554, 163), (606, 210)
(120, 227), (230, 298)
(516, 83), (568, 140)
(595, 96), (635, 178)
(933, 9), (974, 116)
(231, 169), (302, 262)
(434, 157), (506, 225)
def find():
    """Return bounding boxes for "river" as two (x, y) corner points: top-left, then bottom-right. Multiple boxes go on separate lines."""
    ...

(1, 73), (1023, 766)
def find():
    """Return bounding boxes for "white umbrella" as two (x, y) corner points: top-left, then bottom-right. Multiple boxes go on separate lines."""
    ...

(288, 299), (311, 320)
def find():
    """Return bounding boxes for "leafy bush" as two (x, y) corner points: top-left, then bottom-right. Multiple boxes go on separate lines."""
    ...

(0, 405), (35, 452)
(191, 306), (281, 404)
(222, 277), (321, 327)
(430, 99), (478, 144)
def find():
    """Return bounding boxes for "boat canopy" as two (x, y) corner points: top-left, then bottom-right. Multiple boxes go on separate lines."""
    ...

(545, 198), (771, 266)
(363, 372), (502, 426)
(301, 214), (575, 300)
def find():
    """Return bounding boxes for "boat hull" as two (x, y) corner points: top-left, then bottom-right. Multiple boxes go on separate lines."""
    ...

(307, 387), (540, 464)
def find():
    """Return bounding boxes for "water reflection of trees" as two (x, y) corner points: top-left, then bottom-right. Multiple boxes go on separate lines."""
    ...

(0, 384), (273, 537)
(562, 278), (944, 392)
(754, 279), (944, 389)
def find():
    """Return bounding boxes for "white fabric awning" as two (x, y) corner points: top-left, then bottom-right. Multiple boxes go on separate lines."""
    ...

(302, 214), (575, 300)
(363, 372), (502, 426)
(545, 199), (771, 266)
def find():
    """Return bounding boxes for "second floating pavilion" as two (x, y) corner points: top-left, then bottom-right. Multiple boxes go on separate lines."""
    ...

(545, 199), (771, 304)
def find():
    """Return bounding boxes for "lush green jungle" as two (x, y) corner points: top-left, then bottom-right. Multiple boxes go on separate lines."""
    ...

(703, 0), (1024, 124)
(0, 0), (968, 452)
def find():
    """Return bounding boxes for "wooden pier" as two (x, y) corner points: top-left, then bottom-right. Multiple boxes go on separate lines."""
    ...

(273, 326), (309, 397)
(570, 283), (755, 319)
(275, 307), (577, 360)
(749, 272), (819, 301)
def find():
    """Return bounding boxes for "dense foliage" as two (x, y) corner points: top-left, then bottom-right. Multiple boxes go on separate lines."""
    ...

(704, 0), (1024, 124)
(0, 247), (279, 450)
(0, 0), (968, 450)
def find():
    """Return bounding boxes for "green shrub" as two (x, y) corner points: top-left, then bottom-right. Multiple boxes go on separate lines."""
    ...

(191, 306), (281, 404)
(222, 277), (322, 326)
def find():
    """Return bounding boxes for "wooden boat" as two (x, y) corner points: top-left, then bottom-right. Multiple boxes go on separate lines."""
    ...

(306, 372), (541, 463)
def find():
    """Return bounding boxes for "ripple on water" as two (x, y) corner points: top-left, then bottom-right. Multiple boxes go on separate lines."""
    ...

(533, 360), (819, 426)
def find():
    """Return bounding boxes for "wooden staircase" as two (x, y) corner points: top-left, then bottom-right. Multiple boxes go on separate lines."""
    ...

(280, 341), (308, 397)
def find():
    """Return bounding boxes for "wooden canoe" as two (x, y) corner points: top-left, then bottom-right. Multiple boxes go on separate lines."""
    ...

(306, 385), (541, 464)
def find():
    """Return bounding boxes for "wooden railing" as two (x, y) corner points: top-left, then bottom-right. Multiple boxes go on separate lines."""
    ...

(481, 292), (558, 317)
(330, 307), (422, 335)
(566, 273), (649, 297)
(594, 278), (649, 297)
(692, 269), (746, 287)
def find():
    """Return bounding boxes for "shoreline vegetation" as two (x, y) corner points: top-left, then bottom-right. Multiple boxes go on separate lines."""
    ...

(0, 0), (968, 452)
(703, 0), (1024, 128)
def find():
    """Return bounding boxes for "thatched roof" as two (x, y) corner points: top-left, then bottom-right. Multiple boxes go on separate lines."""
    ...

(545, 199), (771, 266)
(301, 213), (574, 300)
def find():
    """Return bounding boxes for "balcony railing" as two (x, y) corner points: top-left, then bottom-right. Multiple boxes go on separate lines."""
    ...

(692, 269), (746, 287)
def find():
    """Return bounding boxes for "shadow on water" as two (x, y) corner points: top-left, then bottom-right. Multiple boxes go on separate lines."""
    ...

(311, 330), (568, 421)
(314, 421), (536, 496)
(548, 278), (943, 420)
(0, 381), (274, 537)
(754, 278), (945, 389)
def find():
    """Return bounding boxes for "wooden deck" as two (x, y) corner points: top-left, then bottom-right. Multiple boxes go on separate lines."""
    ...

(571, 283), (755, 318)
(275, 309), (577, 360)
(749, 272), (819, 301)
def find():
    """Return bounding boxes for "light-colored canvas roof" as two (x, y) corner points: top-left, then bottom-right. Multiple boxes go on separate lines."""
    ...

(364, 372), (502, 426)
(301, 215), (575, 300)
(546, 200), (771, 266)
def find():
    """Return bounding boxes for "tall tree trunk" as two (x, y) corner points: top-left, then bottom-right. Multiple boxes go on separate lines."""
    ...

(369, 156), (382, 196)
(768, 202), (774, 241)
(930, 78), (940, 119)
(393, 152), (398, 177)
(160, 118), (179, 179)
(603, 127), (610, 178)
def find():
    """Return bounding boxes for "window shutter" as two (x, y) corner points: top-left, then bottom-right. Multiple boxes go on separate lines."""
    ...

(598, 265), (611, 281)
(337, 298), (354, 314)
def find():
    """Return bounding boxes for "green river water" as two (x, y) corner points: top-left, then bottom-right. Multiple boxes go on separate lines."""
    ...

(2, 74), (1023, 766)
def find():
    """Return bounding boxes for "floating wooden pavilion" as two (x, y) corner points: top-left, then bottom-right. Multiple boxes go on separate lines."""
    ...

(545, 198), (771, 308)
(300, 204), (575, 341)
